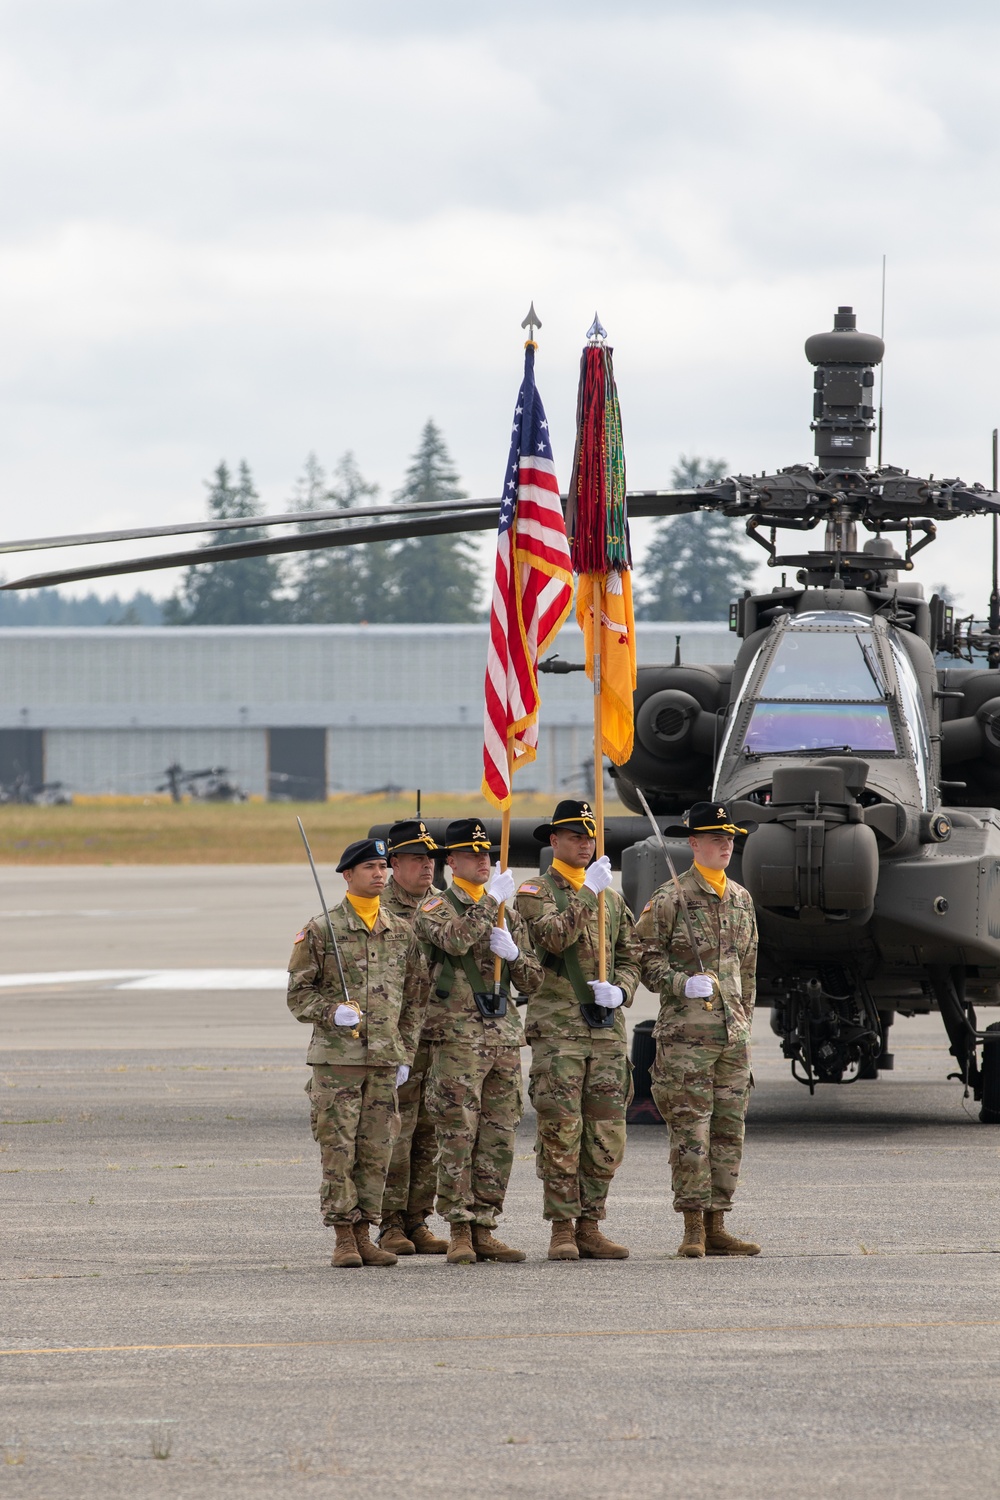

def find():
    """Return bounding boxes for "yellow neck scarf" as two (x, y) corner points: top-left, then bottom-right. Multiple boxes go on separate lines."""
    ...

(346, 893), (380, 929)
(694, 862), (727, 899)
(551, 858), (586, 892)
(452, 876), (486, 903)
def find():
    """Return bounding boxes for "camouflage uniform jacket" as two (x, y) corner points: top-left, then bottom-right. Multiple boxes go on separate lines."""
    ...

(412, 885), (541, 1048)
(380, 875), (426, 925)
(514, 869), (641, 1046)
(636, 866), (757, 1045)
(286, 899), (428, 1067)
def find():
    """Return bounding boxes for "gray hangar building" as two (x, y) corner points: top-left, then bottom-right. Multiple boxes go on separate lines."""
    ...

(0, 623), (736, 798)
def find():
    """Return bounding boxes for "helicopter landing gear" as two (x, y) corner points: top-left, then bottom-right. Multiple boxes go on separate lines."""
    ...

(772, 967), (882, 1091)
(979, 1023), (1000, 1124)
(926, 966), (982, 1102)
(857, 1009), (895, 1079)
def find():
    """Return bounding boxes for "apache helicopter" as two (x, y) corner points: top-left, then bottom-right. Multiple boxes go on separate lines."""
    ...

(4, 304), (1000, 1119)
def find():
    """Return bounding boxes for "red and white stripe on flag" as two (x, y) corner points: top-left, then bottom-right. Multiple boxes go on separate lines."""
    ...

(482, 453), (573, 809)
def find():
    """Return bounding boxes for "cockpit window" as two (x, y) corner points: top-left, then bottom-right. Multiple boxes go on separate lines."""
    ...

(757, 629), (882, 701)
(742, 702), (896, 754)
(740, 623), (898, 755)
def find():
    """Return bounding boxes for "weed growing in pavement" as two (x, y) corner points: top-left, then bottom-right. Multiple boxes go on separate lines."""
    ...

(150, 1426), (173, 1461)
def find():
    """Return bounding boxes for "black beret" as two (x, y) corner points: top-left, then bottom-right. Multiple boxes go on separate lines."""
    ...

(336, 836), (389, 873)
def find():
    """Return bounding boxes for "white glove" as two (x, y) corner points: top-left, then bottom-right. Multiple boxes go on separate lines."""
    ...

(489, 925), (519, 961)
(684, 974), (714, 999)
(395, 1064), (410, 1087)
(588, 979), (623, 1009)
(486, 861), (516, 905)
(582, 855), (613, 894)
(333, 1003), (361, 1027)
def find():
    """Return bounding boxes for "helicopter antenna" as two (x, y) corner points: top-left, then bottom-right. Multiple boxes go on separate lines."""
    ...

(876, 254), (886, 468)
(990, 428), (1000, 669)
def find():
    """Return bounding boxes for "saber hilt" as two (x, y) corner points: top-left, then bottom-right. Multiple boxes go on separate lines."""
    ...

(296, 817), (359, 1033)
(633, 787), (706, 975)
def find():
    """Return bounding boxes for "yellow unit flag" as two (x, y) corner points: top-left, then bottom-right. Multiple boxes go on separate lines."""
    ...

(576, 567), (637, 765)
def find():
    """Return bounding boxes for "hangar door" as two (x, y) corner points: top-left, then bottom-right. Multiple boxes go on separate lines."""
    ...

(267, 728), (327, 801)
(0, 728), (44, 791)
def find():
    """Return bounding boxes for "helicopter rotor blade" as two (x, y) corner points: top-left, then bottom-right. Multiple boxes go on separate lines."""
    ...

(0, 508), (502, 591)
(0, 488), (712, 590)
(0, 495), (502, 558)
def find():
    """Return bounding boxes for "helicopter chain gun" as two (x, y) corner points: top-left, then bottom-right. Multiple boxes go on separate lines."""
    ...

(6, 305), (1000, 1117)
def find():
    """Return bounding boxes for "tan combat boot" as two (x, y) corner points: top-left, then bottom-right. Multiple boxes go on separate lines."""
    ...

(407, 1220), (448, 1255)
(703, 1210), (760, 1256)
(472, 1225), (526, 1263)
(677, 1209), (706, 1258)
(378, 1215), (416, 1256)
(354, 1221), (398, 1266)
(576, 1218), (629, 1259)
(446, 1224), (477, 1264)
(330, 1223), (362, 1269)
(547, 1220), (579, 1261)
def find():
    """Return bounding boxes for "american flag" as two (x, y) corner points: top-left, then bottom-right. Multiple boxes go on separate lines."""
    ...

(482, 345), (574, 810)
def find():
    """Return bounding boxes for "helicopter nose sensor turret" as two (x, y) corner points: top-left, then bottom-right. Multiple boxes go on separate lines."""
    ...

(805, 306), (885, 470)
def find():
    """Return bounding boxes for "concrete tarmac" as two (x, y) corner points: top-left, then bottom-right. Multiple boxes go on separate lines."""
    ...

(1, 867), (998, 1499)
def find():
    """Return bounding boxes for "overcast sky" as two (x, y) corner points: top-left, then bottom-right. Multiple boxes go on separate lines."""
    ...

(1, 0), (999, 608)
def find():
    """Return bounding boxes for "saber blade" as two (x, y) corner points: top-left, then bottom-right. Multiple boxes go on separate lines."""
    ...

(296, 817), (355, 1015)
(633, 787), (705, 973)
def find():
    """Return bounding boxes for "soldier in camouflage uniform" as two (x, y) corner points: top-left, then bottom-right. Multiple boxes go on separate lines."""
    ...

(414, 817), (543, 1265)
(378, 819), (449, 1257)
(514, 799), (641, 1262)
(636, 801), (761, 1258)
(287, 836), (427, 1269)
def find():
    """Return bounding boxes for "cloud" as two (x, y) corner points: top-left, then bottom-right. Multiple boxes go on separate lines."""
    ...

(0, 2), (998, 612)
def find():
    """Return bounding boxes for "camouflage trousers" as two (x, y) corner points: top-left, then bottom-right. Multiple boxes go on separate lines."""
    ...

(380, 1041), (438, 1226)
(424, 1041), (523, 1227)
(650, 1032), (751, 1212)
(310, 1063), (400, 1226)
(527, 1038), (630, 1222)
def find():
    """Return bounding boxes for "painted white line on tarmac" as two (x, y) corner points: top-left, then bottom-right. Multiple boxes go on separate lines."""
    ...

(119, 970), (288, 990)
(0, 969), (288, 991)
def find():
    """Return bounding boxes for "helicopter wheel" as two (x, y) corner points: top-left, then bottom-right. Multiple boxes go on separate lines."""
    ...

(980, 1023), (1000, 1123)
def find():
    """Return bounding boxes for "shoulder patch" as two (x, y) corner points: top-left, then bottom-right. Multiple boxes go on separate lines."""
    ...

(421, 897), (444, 911)
(641, 901), (652, 914)
(294, 929), (306, 943)
(518, 882), (540, 894)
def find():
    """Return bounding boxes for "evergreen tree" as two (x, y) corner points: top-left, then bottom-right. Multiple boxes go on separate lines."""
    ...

(164, 461), (287, 625)
(381, 420), (481, 623)
(288, 451), (392, 623)
(0, 587), (163, 626)
(638, 456), (752, 621)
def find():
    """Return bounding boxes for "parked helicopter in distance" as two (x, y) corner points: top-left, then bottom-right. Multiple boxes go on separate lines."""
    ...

(5, 303), (1000, 1119)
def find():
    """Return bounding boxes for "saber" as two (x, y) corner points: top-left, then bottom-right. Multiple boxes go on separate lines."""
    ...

(296, 817), (358, 1026)
(633, 787), (705, 974)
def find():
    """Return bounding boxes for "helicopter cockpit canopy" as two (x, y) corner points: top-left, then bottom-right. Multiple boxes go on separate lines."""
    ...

(742, 612), (895, 756)
(720, 610), (932, 808)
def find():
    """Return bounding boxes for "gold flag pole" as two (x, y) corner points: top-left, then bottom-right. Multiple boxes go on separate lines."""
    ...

(592, 578), (607, 981)
(493, 734), (515, 989)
